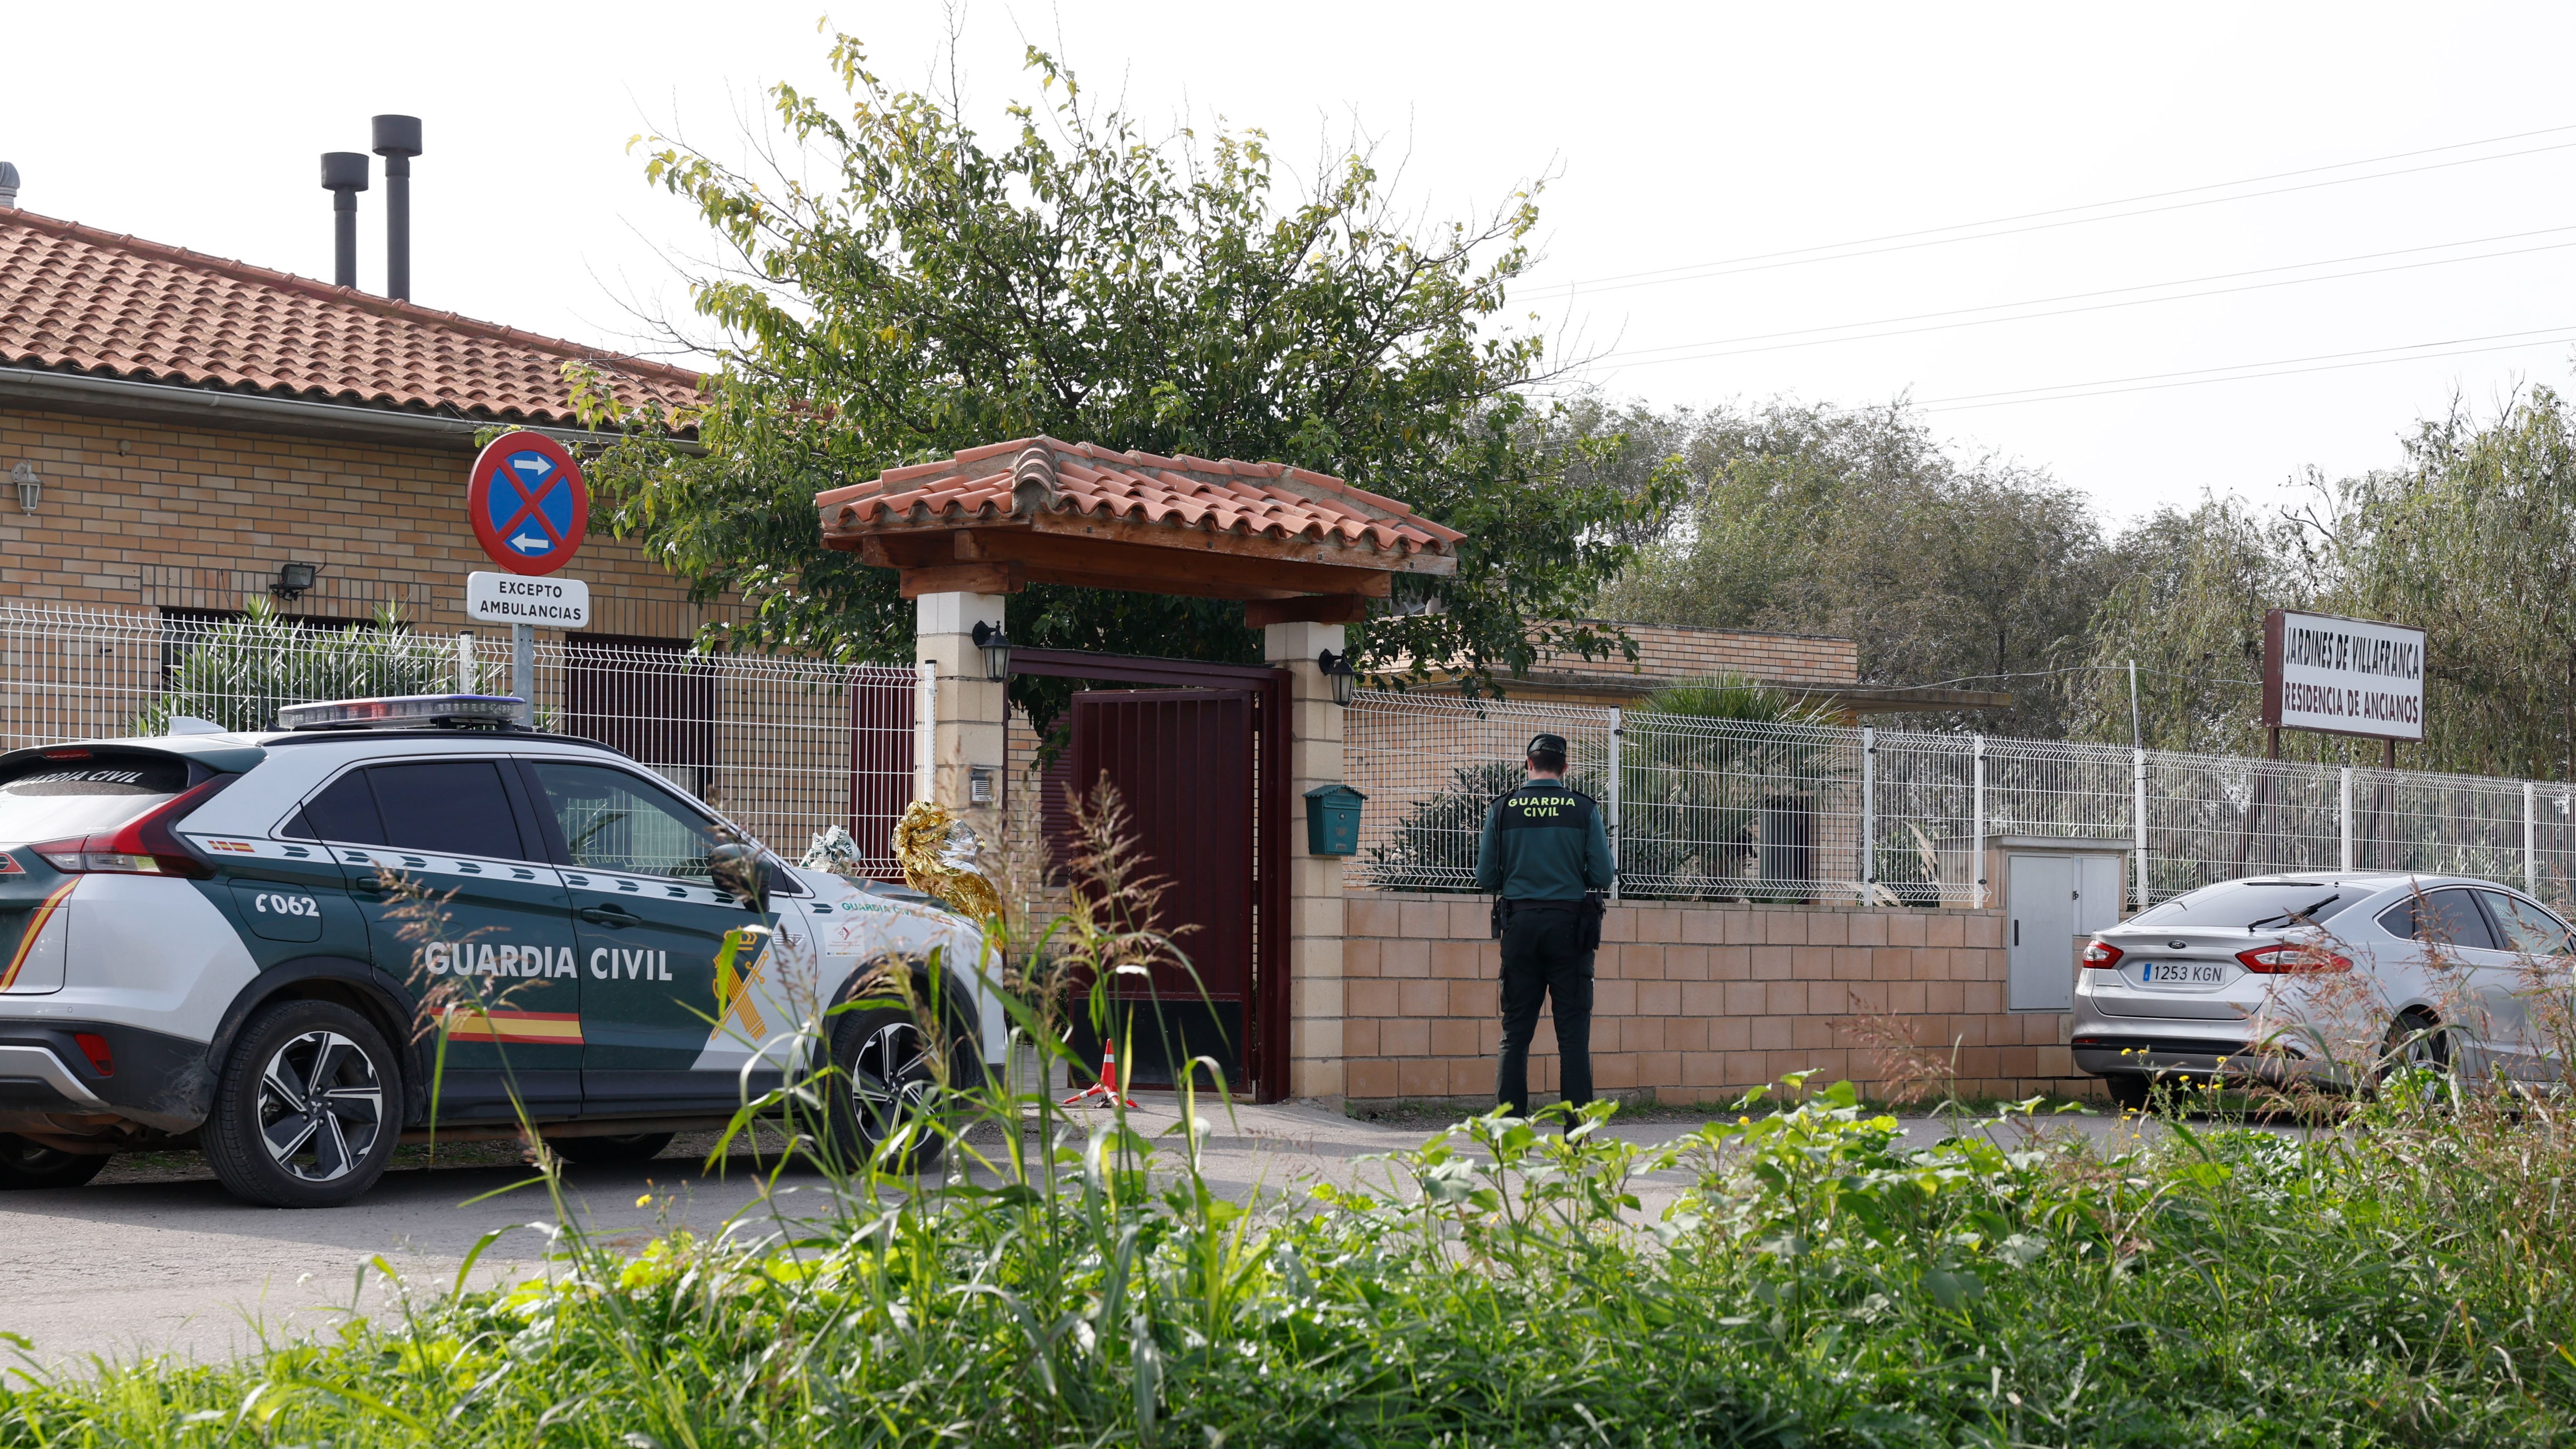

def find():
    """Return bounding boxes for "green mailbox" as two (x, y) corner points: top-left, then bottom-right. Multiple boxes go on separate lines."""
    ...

(1303, 782), (1366, 856)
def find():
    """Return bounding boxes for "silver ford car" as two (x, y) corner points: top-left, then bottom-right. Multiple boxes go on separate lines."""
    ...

(2073, 871), (2576, 1109)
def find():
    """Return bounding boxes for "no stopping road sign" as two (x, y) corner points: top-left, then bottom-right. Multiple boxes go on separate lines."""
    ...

(467, 432), (589, 575)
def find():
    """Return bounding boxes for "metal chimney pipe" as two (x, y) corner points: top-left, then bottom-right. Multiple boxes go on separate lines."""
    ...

(319, 152), (370, 289)
(370, 116), (422, 301)
(0, 162), (19, 210)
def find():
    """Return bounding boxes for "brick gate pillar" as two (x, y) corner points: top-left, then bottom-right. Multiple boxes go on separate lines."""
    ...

(1266, 620), (1347, 1101)
(915, 591), (1010, 825)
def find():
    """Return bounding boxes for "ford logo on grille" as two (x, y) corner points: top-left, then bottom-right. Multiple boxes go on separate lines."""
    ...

(2168, 940), (2188, 949)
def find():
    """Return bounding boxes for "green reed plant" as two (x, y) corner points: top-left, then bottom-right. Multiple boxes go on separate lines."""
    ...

(14, 801), (2576, 1442)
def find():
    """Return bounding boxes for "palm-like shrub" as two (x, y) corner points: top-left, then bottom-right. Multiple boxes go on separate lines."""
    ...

(138, 599), (458, 733)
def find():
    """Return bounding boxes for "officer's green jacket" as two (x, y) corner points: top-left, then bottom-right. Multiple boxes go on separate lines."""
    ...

(1475, 777), (1616, 900)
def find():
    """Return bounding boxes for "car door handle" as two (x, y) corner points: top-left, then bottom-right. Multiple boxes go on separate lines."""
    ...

(579, 904), (644, 927)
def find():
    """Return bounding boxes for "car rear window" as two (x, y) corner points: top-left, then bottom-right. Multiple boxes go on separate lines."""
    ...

(2130, 880), (2363, 929)
(0, 753), (191, 841)
(2378, 889), (2504, 951)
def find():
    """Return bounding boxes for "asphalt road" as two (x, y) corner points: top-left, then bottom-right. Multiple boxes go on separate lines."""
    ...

(0, 1099), (2182, 1374)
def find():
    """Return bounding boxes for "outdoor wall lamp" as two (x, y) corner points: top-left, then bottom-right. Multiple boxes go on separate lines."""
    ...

(271, 562), (319, 601)
(10, 463), (37, 515)
(971, 620), (1012, 682)
(1317, 648), (1359, 707)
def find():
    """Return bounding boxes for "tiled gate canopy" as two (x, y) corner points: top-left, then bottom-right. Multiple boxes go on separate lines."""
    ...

(815, 436), (1462, 624)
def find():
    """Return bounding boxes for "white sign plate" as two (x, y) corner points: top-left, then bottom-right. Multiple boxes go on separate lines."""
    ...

(2263, 608), (2424, 741)
(466, 571), (589, 628)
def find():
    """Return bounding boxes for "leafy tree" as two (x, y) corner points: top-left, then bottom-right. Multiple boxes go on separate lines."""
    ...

(2068, 386), (2576, 779)
(2066, 496), (2301, 756)
(1588, 397), (2109, 736)
(574, 35), (1659, 723)
(2331, 389), (2576, 780)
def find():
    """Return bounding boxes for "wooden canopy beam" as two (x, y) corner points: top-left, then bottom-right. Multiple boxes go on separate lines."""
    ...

(855, 525), (1396, 602)
(1243, 594), (1370, 627)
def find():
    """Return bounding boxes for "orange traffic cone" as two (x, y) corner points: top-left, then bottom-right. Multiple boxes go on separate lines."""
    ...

(1061, 1035), (1138, 1108)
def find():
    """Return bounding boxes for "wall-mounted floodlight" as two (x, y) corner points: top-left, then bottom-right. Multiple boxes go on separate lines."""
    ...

(1317, 648), (1359, 707)
(971, 620), (1012, 682)
(271, 562), (319, 601)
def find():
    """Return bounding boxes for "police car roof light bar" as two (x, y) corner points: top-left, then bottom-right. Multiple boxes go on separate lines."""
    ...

(275, 693), (528, 733)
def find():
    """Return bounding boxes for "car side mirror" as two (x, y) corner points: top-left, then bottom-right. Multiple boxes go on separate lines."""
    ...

(707, 842), (770, 914)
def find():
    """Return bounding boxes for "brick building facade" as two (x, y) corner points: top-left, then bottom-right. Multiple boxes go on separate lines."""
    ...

(0, 205), (711, 638)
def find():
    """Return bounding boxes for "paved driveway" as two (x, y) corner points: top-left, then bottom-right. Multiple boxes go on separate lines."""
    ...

(0, 1098), (2195, 1372)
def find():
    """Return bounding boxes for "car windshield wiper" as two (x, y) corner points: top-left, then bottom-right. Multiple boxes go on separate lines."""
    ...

(2245, 894), (2339, 931)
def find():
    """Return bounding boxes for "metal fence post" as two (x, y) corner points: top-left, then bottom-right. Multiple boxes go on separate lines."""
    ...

(1971, 733), (1987, 909)
(1606, 708), (1623, 903)
(2133, 747), (2150, 912)
(2339, 766), (2354, 873)
(1859, 726), (1876, 907)
(511, 621), (534, 727)
(2526, 780), (2539, 895)
(913, 659), (937, 805)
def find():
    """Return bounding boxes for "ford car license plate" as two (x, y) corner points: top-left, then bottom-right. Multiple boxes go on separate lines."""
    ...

(2139, 961), (2224, 987)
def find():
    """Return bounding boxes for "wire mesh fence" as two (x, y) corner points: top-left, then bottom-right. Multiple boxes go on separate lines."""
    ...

(16, 601), (2573, 911)
(1349, 688), (2576, 913)
(0, 604), (919, 871)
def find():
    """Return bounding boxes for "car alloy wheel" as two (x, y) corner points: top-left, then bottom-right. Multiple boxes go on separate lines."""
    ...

(256, 1029), (386, 1183)
(851, 1019), (938, 1132)
(824, 1002), (952, 1173)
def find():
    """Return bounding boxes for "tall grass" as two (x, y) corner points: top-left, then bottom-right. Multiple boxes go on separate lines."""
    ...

(9, 801), (2576, 1443)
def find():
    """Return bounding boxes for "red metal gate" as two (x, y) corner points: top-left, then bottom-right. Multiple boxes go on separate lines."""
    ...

(1016, 649), (1289, 1101)
(1071, 689), (1254, 1092)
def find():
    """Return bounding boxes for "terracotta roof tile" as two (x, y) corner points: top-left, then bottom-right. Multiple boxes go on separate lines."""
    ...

(816, 436), (1466, 565)
(0, 208), (702, 427)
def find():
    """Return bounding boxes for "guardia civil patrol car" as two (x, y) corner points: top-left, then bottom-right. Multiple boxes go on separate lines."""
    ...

(0, 694), (995, 1207)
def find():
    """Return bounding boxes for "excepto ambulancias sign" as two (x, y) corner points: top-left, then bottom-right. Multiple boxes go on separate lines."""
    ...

(466, 571), (590, 628)
(2261, 607), (2425, 742)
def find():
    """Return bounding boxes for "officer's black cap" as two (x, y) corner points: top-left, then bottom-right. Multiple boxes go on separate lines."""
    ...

(1527, 733), (1569, 758)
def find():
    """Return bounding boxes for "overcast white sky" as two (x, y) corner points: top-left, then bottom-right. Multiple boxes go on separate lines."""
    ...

(12, 1), (2576, 526)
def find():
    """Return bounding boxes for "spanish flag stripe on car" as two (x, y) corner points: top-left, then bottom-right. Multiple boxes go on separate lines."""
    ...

(0, 880), (76, 991)
(440, 1007), (586, 1046)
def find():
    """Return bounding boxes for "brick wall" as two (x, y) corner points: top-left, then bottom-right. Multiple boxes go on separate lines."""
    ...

(0, 406), (730, 638)
(1548, 621), (1860, 689)
(1332, 890), (2090, 1107)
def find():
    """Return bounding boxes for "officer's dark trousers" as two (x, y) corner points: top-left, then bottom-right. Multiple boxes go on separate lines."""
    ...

(1495, 903), (1594, 1119)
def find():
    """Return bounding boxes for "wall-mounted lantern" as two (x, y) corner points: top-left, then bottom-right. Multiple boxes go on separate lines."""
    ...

(10, 462), (38, 515)
(971, 620), (1012, 682)
(271, 562), (319, 601)
(1316, 648), (1358, 707)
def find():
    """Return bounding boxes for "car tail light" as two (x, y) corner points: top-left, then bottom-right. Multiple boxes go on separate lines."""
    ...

(2235, 942), (2353, 973)
(32, 775), (234, 879)
(72, 1033), (114, 1077)
(2081, 939), (2124, 969)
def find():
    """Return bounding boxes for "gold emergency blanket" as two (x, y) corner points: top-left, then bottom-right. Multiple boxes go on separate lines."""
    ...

(893, 799), (1005, 926)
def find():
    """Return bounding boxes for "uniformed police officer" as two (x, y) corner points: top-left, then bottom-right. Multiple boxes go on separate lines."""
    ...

(1475, 733), (1615, 1121)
